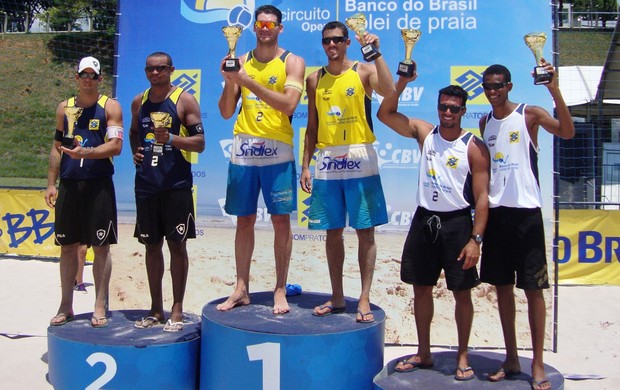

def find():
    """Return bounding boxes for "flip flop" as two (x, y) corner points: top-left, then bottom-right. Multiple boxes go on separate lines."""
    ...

(532, 378), (551, 390)
(312, 305), (346, 317)
(455, 366), (475, 381)
(163, 319), (184, 332)
(134, 316), (162, 329)
(91, 317), (108, 328)
(356, 310), (375, 323)
(394, 356), (434, 373)
(50, 312), (74, 326)
(488, 367), (522, 382)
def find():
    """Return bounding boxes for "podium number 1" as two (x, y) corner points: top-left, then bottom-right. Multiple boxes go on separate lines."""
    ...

(247, 342), (280, 390)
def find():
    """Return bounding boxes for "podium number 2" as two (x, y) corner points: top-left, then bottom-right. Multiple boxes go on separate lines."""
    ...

(85, 352), (117, 390)
(247, 342), (280, 390)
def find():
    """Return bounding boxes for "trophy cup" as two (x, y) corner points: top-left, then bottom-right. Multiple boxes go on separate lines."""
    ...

(222, 25), (243, 72)
(150, 111), (171, 156)
(397, 29), (422, 77)
(345, 13), (381, 62)
(63, 105), (83, 149)
(524, 32), (553, 85)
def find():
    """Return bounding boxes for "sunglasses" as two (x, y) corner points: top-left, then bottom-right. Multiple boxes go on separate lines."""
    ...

(145, 65), (171, 73)
(321, 36), (347, 45)
(254, 20), (279, 30)
(78, 72), (99, 80)
(437, 103), (464, 114)
(482, 82), (509, 90)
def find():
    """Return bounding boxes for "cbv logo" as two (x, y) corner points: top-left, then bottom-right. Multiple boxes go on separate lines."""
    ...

(374, 141), (420, 169)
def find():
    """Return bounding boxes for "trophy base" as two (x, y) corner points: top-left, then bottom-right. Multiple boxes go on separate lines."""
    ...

(223, 58), (240, 72)
(361, 44), (381, 62)
(397, 62), (416, 77)
(61, 137), (76, 149)
(533, 66), (552, 85)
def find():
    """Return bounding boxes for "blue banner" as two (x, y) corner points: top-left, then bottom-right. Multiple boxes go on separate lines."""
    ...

(116, 0), (553, 230)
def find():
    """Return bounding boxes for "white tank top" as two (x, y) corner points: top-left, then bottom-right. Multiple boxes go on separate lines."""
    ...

(483, 103), (542, 208)
(417, 127), (475, 212)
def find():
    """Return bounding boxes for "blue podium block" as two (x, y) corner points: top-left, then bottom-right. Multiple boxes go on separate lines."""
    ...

(373, 351), (564, 389)
(200, 292), (385, 390)
(47, 310), (200, 390)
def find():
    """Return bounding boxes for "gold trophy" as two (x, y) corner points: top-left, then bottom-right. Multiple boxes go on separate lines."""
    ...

(345, 13), (381, 62)
(150, 111), (171, 156)
(63, 105), (83, 149)
(222, 25), (243, 72)
(397, 29), (422, 77)
(524, 32), (552, 85)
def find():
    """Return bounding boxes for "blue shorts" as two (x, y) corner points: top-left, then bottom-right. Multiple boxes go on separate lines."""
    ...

(308, 144), (387, 230)
(225, 135), (296, 216)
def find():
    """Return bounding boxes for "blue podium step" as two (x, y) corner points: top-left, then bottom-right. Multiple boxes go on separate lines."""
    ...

(200, 291), (386, 390)
(47, 310), (200, 389)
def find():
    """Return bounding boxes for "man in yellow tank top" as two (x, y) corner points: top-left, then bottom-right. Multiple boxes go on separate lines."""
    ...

(217, 5), (306, 315)
(301, 21), (395, 323)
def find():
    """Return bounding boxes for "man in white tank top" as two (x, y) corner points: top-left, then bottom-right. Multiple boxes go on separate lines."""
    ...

(479, 62), (574, 390)
(378, 77), (490, 380)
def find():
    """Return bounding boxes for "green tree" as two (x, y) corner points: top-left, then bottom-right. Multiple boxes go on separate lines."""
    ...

(0, 0), (53, 32)
(569, 0), (619, 26)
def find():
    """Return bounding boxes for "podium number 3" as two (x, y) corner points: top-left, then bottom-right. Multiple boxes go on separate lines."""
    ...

(85, 352), (117, 390)
(247, 342), (280, 390)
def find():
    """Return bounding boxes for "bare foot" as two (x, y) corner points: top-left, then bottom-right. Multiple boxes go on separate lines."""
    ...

(273, 289), (290, 315)
(216, 292), (250, 311)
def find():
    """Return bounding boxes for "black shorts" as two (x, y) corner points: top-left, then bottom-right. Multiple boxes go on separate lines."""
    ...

(134, 188), (196, 245)
(480, 207), (549, 290)
(54, 177), (117, 246)
(401, 207), (480, 291)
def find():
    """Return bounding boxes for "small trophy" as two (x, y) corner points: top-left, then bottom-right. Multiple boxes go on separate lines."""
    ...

(63, 105), (83, 149)
(524, 32), (553, 85)
(397, 29), (422, 77)
(222, 25), (243, 72)
(345, 13), (381, 62)
(150, 111), (171, 156)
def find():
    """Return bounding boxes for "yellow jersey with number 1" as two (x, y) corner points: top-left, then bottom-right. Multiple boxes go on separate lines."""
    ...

(315, 62), (375, 148)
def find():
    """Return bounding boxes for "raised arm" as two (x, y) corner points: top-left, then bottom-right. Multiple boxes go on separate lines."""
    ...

(218, 54), (243, 119)
(377, 75), (433, 146)
(527, 58), (575, 140)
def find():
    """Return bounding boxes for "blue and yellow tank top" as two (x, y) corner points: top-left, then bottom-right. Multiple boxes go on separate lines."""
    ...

(315, 63), (375, 148)
(60, 95), (114, 180)
(233, 50), (294, 145)
(134, 87), (193, 197)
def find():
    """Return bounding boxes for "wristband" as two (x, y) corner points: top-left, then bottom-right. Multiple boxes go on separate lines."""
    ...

(167, 133), (174, 145)
(54, 129), (63, 142)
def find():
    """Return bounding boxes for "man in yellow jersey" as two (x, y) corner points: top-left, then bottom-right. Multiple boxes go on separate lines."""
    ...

(217, 5), (306, 315)
(300, 21), (395, 323)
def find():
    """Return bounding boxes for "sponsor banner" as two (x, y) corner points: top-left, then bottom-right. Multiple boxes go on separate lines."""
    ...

(0, 188), (58, 258)
(116, 0), (553, 228)
(558, 210), (620, 285)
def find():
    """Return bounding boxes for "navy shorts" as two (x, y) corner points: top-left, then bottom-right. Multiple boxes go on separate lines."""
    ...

(480, 207), (549, 290)
(54, 177), (117, 246)
(134, 188), (196, 244)
(401, 207), (480, 291)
